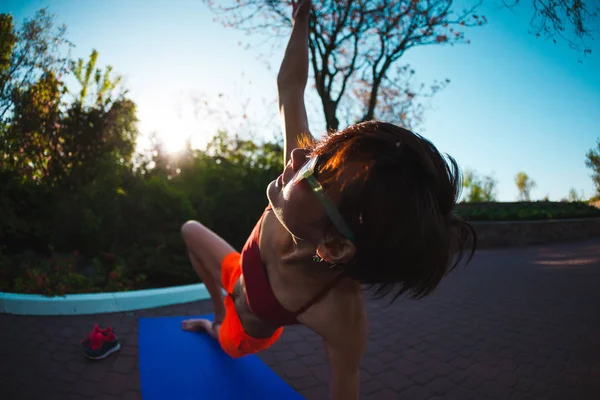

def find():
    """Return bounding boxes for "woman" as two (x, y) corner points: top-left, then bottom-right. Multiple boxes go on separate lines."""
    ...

(180, 1), (476, 398)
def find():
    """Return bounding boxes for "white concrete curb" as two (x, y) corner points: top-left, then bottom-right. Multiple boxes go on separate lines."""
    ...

(0, 283), (210, 316)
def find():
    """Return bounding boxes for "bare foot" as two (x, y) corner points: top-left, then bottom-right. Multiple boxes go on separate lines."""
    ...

(181, 318), (219, 339)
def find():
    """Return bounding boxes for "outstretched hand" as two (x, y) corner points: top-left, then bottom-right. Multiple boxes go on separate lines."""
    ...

(291, 0), (311, 25)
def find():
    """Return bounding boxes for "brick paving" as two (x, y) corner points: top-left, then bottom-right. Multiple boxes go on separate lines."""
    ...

(1, 238), (600, 399)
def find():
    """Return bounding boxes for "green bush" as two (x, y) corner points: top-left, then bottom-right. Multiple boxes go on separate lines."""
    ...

(8, 250), (147, 296)
(115, 175), (198, 287)
(0, 131), (283, 295)
(0, 12), (289, 294)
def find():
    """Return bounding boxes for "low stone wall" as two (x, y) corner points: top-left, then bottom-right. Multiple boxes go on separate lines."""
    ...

(472, 218), (600, 248)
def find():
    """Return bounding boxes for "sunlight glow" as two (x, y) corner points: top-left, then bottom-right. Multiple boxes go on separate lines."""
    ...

(135, 91), (222, 156)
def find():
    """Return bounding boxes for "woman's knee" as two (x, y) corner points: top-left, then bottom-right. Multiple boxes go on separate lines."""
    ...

(181, 220), (204, 242)
(181, 220), (236, 262)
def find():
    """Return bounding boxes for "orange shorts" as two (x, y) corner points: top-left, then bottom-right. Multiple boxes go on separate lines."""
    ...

(218, 252), (284, 358)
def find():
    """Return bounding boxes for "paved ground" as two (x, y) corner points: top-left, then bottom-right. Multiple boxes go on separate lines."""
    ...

(2, 239), (600, 400)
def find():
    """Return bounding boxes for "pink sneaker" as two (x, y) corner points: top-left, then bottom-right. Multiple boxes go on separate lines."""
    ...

(81, 324), (114, 348)
(82, 329), (121, 360)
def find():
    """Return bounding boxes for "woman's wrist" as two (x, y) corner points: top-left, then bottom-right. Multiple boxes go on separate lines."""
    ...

(293, 13), (310, 29)
(292, 17), (309, 40)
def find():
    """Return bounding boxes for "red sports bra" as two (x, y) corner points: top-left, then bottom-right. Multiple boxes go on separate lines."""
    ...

(240, 206), (344, 327)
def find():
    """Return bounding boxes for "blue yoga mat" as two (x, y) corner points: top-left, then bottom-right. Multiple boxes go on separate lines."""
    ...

(138, 314), (302, 400)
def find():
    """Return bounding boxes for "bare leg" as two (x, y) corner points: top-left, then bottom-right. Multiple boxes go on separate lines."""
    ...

(179, 221), (235, 334)
(186, 250), (226, 323)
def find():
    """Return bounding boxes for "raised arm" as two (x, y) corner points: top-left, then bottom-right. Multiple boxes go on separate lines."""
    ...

(277, 0), (313, 166)
(303, 286), (368, 400)
(323, 329), (366, 400)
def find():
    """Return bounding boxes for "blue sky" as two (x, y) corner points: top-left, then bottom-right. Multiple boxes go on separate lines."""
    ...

(2, 0), (599, 201)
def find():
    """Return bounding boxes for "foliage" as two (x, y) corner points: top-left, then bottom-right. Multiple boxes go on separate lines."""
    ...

(0, 128), (283, 294)
(204, 0), (485, 131)
(0, 9), (283, 296)
(0, 8), (71, 121)
(515, 171), (536, 201)
(455, 201), (600, 221)
(9, 250), (147, 296)
(586, 139), (600, 196)
(0, 14), (17, 79)
(0, 14), (135, 186)
(462, 168), (497, 202)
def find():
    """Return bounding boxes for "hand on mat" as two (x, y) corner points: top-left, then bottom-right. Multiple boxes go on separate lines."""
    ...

(182, 318), (220, 340)
(291, 0), (311, 24)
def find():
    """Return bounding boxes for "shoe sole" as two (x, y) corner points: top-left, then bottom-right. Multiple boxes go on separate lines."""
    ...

(83, 342), (121, 360)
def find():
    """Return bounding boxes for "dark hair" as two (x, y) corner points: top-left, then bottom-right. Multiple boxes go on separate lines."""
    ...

(307, 121), (476, 301)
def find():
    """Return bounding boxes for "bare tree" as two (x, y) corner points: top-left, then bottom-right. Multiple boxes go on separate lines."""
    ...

(503, 0), (598, 55)
(351, 64), (450, 128)
(205, 0), (484, 131)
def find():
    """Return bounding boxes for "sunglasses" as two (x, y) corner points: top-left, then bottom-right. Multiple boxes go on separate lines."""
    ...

(290, 156), (356, 242)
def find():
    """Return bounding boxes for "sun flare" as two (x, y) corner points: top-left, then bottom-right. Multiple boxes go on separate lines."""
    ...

(136, 94), (220, 156)
(158, 118), (192, 154)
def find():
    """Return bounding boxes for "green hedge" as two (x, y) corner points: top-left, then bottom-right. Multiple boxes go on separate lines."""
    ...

(455, 201), (600, 221)
(0, 133), (283, 295)
(3, 155), (599, 295)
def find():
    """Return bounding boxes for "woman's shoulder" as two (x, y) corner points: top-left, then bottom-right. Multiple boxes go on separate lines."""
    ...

(299, 278), (367, 337)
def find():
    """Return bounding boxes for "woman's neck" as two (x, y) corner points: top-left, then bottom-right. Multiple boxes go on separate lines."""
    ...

(261, 210), (318, 265)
